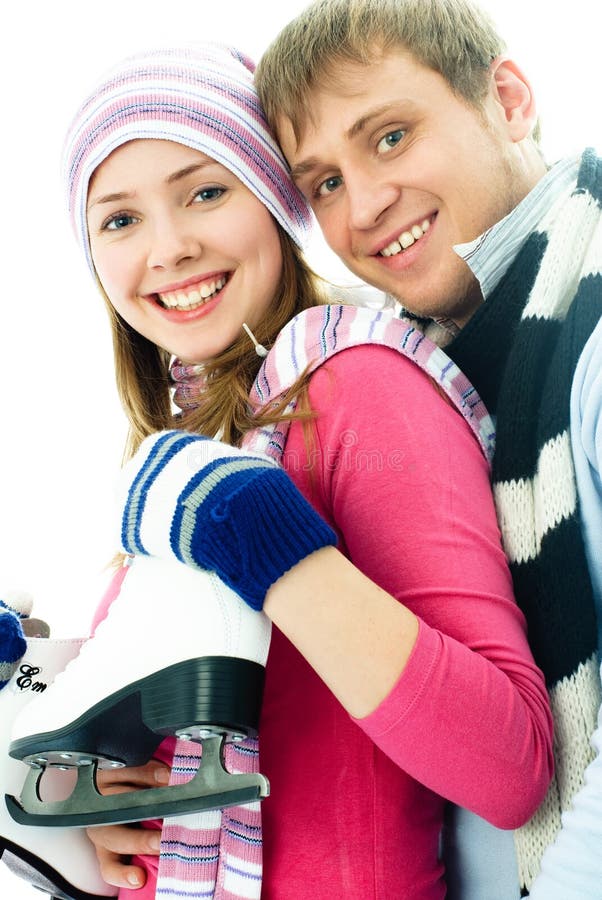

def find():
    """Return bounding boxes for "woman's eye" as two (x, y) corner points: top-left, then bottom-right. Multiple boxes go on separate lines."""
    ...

(377, 130), (405, 154)
(103, 212), (138, 231)
(316, 175), (343, 197)
(192, 186), (225, 203)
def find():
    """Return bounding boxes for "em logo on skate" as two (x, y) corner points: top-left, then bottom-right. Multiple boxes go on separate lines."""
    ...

(13, 664), (48, 694)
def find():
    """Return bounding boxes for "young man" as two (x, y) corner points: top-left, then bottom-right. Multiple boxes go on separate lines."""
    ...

(255, 0), (602, 897)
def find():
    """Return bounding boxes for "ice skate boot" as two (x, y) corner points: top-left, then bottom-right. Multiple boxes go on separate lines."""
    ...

(0, 634), (117, 899)
(6, 555), (271, 827)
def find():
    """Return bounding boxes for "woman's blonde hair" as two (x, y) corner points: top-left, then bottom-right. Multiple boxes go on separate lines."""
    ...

(101, 226), (325, 460)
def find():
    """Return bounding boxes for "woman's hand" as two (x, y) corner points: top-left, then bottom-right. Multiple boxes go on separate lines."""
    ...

(118, 430), (335, 610)
(86, 760), (169, 889)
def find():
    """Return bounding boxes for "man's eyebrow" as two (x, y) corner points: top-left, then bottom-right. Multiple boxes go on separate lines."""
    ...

(88, 161), (216, 209)
(289, 103), (407, 181)
(345, 103), (399, 140)
(289, 158), (321, 182)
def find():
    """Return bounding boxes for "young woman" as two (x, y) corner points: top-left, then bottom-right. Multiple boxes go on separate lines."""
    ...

(49, 43), (552, 899)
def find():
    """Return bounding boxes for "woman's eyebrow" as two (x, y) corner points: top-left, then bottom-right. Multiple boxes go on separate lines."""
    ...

(166, 161), (215, 184)
(88, 160), (218, 209)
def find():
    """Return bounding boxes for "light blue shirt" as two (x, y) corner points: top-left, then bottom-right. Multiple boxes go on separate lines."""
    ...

(569, 318), (602, 623)
(528, 317), (602, 899)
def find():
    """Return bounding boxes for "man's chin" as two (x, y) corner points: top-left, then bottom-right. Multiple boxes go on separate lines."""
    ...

(380, 279), (484, 327)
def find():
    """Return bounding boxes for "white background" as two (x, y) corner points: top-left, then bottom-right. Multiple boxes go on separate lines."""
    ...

(1, 1), (599, 897)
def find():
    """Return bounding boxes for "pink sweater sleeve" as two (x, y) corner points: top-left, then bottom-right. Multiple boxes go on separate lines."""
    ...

(283, 344), (553, 829)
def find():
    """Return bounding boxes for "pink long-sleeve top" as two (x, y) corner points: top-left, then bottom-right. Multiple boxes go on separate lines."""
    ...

(258, 345), (552, 898)
(95, 344), (553, 899)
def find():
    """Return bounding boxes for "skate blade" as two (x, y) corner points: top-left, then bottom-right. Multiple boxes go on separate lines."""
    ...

(5, 735), (269, 827)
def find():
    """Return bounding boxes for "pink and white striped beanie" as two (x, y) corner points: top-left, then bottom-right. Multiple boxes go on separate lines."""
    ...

(63, 43), (313, 273)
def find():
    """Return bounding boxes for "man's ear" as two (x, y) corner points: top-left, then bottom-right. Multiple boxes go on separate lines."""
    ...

(489, 57), (537, 141)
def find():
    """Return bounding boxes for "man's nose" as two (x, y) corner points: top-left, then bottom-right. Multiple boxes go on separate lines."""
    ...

(345, 169), (400, 231)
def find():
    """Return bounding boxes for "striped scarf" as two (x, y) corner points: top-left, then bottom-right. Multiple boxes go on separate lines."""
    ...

(242, 303), (494, 461)
(443, 148), (602, 892)
(156, 739), (263, 899)
(158, 304), (495, 898)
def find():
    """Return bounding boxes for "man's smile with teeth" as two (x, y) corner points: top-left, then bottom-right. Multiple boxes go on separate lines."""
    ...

(155, 275), (228, 310)
(379, 217), (432, 257)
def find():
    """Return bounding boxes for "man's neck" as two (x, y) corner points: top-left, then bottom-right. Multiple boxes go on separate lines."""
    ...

(452, 154), (581, 320)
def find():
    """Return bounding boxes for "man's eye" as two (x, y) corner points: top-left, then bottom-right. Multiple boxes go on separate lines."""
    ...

(377, 130), (405, 154)
(317, 175), (343, 197)
(104, 212), (138, 231)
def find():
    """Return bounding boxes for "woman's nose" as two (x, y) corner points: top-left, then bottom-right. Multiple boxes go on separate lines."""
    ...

(147, 217), (203, 270)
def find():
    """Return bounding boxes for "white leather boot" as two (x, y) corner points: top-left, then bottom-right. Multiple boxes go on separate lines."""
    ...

(7, 556), (271, 828)
(0, 634), (117, 899)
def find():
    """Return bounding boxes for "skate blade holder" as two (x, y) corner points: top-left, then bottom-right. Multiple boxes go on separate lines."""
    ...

(5, 728), (269, 828)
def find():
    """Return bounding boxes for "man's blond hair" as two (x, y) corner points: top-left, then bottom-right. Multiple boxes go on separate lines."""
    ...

(256, 0), (505, 140)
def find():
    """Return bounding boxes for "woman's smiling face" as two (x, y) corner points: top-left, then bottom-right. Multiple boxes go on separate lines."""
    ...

(87, 139), (283, 364)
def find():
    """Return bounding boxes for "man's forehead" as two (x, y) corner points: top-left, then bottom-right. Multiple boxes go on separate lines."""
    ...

(278, 94), (422, 177)
(276, 48), (433, 154)
(275, 114), (301, 163)
(274, 50), (392, 152)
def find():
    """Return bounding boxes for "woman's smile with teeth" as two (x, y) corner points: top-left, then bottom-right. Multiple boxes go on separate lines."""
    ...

(157, 275), (227, 310)
(379, 218), (432, 257)
(157, 275), (228, 310)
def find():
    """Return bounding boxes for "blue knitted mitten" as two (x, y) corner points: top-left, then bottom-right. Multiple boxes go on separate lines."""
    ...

(0, 590), (32, 690)
(120, 431), (337, 610)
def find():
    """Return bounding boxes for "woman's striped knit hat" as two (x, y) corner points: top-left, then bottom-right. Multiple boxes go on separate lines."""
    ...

(63, 43), (313, 273)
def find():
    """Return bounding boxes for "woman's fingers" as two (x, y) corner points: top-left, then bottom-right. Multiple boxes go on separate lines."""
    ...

(87, 824), (161, 889)
(95, 760), (170, 794)
(87, 822), (162, 856)
(85, 760), (168, 888)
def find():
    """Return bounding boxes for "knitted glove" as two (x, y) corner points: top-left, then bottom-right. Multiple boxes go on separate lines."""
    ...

(119, 431), (337, 610)
(0, 589), (32, 690)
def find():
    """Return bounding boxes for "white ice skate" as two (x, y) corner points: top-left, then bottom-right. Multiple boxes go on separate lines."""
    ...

(0, 634), (117, 899)
(6, 556), (271, 828)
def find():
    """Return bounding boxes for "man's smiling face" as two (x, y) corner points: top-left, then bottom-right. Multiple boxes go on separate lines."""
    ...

(278, 49), (542, 325)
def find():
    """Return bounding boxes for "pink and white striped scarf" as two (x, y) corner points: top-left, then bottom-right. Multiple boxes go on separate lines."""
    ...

(157, 739), (263, 899)
(158, 303), (494, 899)
(242, 304), (494, 462)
